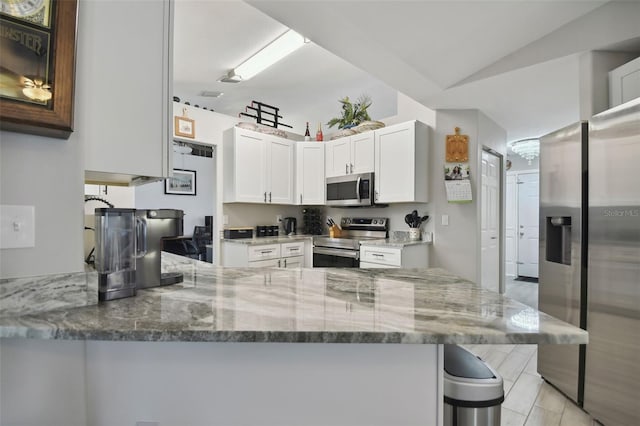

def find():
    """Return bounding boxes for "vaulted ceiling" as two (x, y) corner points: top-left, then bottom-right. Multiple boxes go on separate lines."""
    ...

(173, 0), (640, 142)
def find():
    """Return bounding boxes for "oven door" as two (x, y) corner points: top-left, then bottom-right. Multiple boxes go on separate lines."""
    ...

(313, 246), (360, 268)
(325, 172), (373, 207)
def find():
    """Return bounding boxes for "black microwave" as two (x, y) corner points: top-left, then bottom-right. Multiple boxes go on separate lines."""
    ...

(326, 172), (375, 207)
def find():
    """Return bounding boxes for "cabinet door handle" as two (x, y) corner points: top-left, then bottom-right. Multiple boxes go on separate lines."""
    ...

(300, 193), (303, 204)
(350, 163), (353, 174)
(284, 259), (287, 268)
(372, 253), (384, 257)
(278, 259), (281, 267)
(269, 192), (272, 203)
(264, 192), (267, 203)
(345, 163), (349, 174)
(261, 250), (273, 254)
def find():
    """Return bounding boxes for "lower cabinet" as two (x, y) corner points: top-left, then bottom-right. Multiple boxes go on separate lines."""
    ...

(222, 241), (305, 268)
(360, 244), (429, 268)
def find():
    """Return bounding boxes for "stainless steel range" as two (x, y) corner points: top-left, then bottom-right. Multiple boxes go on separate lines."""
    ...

(313, 217), (389, 268)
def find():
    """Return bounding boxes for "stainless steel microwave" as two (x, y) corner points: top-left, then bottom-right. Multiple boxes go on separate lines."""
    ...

(326, 172), (374, 207)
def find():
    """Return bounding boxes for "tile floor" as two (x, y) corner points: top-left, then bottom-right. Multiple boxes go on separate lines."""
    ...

(460, 277), (600, 425)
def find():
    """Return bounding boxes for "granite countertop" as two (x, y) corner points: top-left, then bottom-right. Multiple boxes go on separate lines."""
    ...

(0, 253), (587, 345)
(222, 235), (313, 245)
(359, 231), (432, 248)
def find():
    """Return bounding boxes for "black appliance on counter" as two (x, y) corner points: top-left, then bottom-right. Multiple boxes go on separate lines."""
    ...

(302, 208), (323, 235)
(283, 217), (297, 235)
(256, 225), (279, 237)
(224, 227), (253, 239)
(313, 217), (388, 268)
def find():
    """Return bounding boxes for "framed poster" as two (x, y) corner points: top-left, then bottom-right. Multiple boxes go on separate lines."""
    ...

(0, 0), (78, 139)
(174, 115), (195, 138)
(165, 169), (196, 196)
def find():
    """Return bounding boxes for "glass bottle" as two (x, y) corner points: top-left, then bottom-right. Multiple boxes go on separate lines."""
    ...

(304, 122), (311, 141)
(316, 122), (323, 142)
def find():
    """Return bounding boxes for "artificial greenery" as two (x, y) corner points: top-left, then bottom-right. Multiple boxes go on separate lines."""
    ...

(326, 94), (372, 129)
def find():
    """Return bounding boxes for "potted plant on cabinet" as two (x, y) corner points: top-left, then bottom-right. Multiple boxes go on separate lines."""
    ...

(327, 94), (372, 129)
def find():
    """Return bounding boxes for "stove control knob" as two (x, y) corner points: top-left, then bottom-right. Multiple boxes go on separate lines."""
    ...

(372, 219), (377, 224)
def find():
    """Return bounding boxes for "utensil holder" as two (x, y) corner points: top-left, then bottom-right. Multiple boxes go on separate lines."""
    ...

(408, 228), (421, 241)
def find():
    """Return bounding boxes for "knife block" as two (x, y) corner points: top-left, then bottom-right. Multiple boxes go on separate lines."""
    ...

(329, 225), (342, 238)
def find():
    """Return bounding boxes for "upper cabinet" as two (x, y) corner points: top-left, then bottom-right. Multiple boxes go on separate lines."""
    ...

(374, 120), (429, 203)
(325, 132), (374, 177)
(81, 0), (173, 185)
(224, 127), (294, 204)
(295, 142), (325, 205)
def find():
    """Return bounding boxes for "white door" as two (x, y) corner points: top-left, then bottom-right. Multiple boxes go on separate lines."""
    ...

(296, 143), (325, 205)
(266, 138), (294, 204)
(325, 137), (350, 177)
(481, 150), (501, 292)
(517, 172), (539, 278)
(505, 174), (518, 277)
(350, 132), (375, 174)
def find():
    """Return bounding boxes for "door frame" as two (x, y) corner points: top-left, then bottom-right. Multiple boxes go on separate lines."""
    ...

(478, 147), (505, 293)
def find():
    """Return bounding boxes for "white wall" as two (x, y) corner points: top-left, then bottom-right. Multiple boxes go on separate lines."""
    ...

(579, 50), (637, 119)
(136, 152), (215, 236)
(429, 110), (506, 285)
(0, 130), (84, 279)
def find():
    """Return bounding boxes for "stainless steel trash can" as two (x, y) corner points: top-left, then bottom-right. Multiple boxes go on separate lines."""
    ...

(444, 345), (504, 426)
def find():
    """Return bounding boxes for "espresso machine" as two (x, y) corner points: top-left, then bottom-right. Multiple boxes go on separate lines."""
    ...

(135, 209), (185, 289)
(94, 208), (142, 301)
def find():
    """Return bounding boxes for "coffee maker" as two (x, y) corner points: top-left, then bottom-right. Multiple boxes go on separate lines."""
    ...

(135, 209), (185, 289)
(94, 208), (143, 301)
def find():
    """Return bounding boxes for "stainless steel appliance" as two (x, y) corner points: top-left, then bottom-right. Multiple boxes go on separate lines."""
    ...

(283, 217), (297, 235)
(326, 172), (375, 207)
(136, 209), (185, 289)
(538, 98), (640, 425)
(583, 99), (640, 426)
(313, 217), (388, 267)
(94, 208), (144, 301)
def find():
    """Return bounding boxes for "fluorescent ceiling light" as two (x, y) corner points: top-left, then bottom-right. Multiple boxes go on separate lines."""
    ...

(233, 29), (306, 81)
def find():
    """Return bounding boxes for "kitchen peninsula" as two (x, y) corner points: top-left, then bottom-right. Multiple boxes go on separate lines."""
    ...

(0, 253), (587, 426)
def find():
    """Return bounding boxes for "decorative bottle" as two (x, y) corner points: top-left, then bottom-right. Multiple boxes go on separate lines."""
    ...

(316, 122), (323, 142)
(304, 122), (311, 141)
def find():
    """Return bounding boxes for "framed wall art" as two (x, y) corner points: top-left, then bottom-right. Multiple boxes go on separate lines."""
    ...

(0, 0), (78, 139)
(174, 114), (195, 138)
(165, 169), (196, 196)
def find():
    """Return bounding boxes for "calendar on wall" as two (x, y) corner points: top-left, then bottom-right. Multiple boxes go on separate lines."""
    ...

(444, 163), (472, 203)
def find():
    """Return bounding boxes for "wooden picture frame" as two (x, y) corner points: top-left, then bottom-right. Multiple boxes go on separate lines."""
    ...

(174, 115), (195, 138)
(0, 0), (79, 139)
(165, 169), (196, 196)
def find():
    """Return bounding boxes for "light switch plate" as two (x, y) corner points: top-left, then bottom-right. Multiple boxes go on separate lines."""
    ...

(0, 205), (36, 249)
(441, 214), (449, 226)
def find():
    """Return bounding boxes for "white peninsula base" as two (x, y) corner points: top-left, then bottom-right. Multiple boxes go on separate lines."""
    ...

(1, 339), (443, 426)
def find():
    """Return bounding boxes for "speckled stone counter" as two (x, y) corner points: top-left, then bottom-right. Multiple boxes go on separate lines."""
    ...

(0, 253), (587, 344)
(221, 235), (313, 245)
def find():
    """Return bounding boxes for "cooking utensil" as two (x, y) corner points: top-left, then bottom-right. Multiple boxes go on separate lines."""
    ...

(405, 214), (413, 227)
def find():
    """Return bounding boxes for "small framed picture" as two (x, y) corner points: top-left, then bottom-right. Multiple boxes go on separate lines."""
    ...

(165, 169), (196, 195)
(174, 115), (195, 138)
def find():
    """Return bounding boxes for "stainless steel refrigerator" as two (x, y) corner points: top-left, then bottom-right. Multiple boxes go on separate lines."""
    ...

(538, 98), (640, 425)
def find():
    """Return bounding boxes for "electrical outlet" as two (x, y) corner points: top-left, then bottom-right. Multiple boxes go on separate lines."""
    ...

(441, 215), (449, 226)
(0, 205), (35, 249)
(276, 215), (283, 223)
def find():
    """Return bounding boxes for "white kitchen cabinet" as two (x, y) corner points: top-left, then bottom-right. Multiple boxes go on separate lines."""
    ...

(374, 120), (429, 203)
(609, 56), (640, 108)
(222, 241), (305, 268)
(325, 132), (374, 177)
(360, 243), (429, 268)
(224, 127), (294, 204)
(81, 0), (173, 185)
(295, 142), (325, 205)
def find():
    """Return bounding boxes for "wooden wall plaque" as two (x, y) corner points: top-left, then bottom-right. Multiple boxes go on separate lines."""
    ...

(446, 127), (469, 162)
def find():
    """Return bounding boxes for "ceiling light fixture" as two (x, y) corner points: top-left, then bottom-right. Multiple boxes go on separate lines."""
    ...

(508, 138), (540, 165)
(219, 29), (307, 83)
